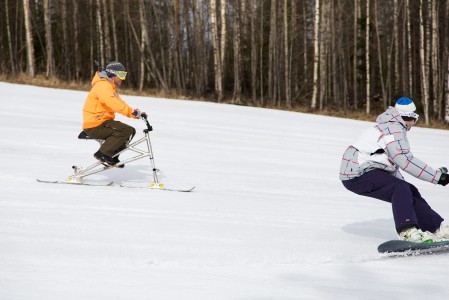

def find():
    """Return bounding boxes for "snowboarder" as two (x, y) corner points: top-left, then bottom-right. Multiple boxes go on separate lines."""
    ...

(340, 97), (449, 243)
(82, 61), (146, 167)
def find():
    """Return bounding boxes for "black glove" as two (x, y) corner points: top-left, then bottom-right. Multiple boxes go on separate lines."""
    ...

(439, 167), (448, 174)
(438, 173), (449, 186)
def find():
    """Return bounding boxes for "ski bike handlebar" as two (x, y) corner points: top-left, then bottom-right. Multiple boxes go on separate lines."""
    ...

(142, 115), (153, 132)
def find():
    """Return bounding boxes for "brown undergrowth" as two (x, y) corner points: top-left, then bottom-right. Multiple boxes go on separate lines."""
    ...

(2, 73), (449, 130)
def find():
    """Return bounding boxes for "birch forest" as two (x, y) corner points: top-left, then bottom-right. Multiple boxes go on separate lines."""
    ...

(2, 0), (449, 124)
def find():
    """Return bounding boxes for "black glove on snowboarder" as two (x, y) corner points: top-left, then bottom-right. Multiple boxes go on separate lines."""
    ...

(438, 172), (449, 186)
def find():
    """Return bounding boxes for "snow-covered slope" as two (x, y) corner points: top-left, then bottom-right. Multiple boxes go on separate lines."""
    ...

(1, 82), (449, 299)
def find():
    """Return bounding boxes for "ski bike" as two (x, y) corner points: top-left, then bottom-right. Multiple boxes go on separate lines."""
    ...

(37, 116), (195, 192)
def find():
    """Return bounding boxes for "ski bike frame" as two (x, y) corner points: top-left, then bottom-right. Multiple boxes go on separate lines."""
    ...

(69, 116), (162, 187)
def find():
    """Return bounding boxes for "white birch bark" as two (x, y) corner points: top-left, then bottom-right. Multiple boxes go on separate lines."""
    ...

(96, 0), (105, 66)
(44, 0), (55, 77)
(311, 0), (320, 110)
(431, 0), (440, 118)
(353, 0), (359, 109)
(406, 0), (412, 96)
(210, 0), (223, 101)
(394, 0), (399, 94)
(419, 0), (429, 124)
(250, 0), (257, 102)
(284, 0), (291, 108)
(23, 0), (35, 77)
(365, 0), (370, 114)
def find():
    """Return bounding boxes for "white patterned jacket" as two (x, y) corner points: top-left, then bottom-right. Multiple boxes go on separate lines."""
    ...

(339, 106), (442, 184)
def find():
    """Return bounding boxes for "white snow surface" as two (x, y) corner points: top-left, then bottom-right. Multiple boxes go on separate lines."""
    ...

(1, 82), (449, 300)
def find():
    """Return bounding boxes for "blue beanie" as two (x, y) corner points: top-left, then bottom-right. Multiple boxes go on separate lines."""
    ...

(395, 97), (416, 112)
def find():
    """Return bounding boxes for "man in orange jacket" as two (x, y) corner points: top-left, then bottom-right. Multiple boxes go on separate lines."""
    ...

(82, 61), (146, 167)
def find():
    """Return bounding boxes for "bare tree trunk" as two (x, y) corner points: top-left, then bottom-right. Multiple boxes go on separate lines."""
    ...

(109, 0), (118, 60)
(444, 56), (449, 123)
(210, 0), (224, 102)
(365, 0), (371, 114)
(319, 0), (330, 111)
(269, 0), (277, 105)
(44, 1), (55, 77)
(5, 0), (16, 74)
(331, 0), (338, 105)
(192, 0), (205, 96)
(311, 0), (320, 110)
(139, 4), (145, 92)
(393, 0), (399, 95)
(23, 0), (35, 77)
(419, 0), (429, 124)
(232, 0), (242, 103)
(431, 0), (440, 119)
(291, 0), (298, 102)
(425, 0), (432, 118)
(374, 0), (386, 108)
(445, 1), (449, 123)
(353, 0), (359, 109)
(149, 0), (169, 89)
(406, 0), (413, 97)
(303, 2), (308, 92)
(135, 0), (168, 91)
(260, 0), (264, 106)
(96, 0), (105, 66)
(61, 0), (69, 79)
(72, 0), (80, 80)
(44, 0), (55, 77)
(174, 0), (184, 91)
(220, 0), (227, 80)
(102, 0), (112, 61)
(283, 0), (291, 108)
(250, 0), (257, 102)
(89, 0), (94, 75)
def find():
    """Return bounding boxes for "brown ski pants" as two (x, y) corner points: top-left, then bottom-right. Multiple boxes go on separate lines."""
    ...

(84, 120), (135, 157)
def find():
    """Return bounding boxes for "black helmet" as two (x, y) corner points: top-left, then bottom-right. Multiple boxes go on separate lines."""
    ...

(105, 61), (127, 80)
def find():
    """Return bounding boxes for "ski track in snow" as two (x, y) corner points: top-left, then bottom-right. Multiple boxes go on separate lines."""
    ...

(1, 82), (449, 299)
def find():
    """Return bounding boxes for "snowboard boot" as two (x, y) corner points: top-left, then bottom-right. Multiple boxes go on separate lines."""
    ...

(435, 223), (449, 240)
(94, 151), (116, 167)
(399, 227), (440, 243)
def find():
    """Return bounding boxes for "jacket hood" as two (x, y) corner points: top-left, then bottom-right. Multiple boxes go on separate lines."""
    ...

(91, 71), (113, 87)
(376, 106), (408, 129)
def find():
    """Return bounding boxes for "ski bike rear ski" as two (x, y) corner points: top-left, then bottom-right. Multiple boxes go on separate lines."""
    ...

(37, 116), (195, 192)
(378, 239), (449, 257)
(36, 178), (113, 186)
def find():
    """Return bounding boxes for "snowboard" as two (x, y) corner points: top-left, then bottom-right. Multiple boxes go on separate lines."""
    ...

(378, 240), (449, 256)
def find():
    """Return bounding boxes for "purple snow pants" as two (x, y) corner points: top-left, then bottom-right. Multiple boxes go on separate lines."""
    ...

(342, 169), (443, 233)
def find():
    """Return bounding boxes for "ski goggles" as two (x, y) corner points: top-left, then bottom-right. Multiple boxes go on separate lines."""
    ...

(400, 111), (419, 123)
(105, 68), (127, 80)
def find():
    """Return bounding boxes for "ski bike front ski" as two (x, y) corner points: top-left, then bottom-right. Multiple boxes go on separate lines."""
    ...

(119, 182), (195, 192)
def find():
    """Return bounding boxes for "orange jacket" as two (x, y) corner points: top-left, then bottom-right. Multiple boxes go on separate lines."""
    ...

(82, 72), (136, 129)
